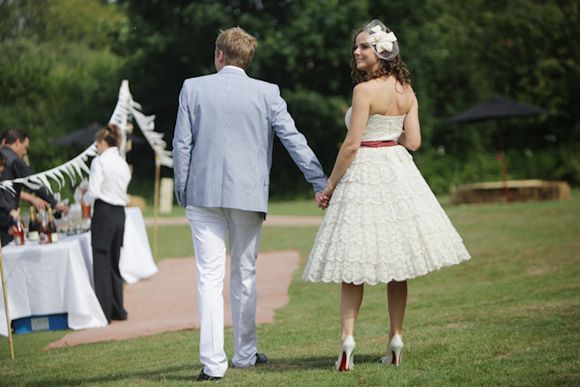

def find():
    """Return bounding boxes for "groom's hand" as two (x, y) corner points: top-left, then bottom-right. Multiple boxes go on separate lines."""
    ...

(315, 191), (330, 209)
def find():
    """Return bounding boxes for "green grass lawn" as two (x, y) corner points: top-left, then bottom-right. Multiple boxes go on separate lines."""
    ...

(1, 194), (579, 385)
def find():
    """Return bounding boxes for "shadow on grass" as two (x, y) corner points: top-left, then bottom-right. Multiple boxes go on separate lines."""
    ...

(259, 353), (382, 372)
(26, 363), (197, 386)
(25, 355), (383, 385)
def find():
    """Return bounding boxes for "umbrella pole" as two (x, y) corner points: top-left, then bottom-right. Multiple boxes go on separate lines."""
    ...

(498, 127), (510, 202)
(152, 154), (160, 260)
(0, 245), (15, 359)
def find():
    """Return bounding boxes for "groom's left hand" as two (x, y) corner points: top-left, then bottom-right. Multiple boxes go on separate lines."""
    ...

(315, 191), (330, 209)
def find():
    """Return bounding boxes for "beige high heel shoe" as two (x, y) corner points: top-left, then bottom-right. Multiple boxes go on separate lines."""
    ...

(336, 335), (355, 371)
(380, 334), (404, 366)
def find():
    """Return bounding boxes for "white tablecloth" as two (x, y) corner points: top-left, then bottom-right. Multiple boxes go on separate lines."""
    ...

(70, 207), (158, 285)
(121, 207), (158, 283)
(0, 238), (108, 336)
(0, 207), (158, 336)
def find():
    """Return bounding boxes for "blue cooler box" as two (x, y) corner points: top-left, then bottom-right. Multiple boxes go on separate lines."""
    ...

(12, 313), (68, 334)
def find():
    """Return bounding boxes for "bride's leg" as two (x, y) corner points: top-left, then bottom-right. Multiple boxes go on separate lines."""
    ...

(341, 282), (364, 340)
(387, 280), (407, 338)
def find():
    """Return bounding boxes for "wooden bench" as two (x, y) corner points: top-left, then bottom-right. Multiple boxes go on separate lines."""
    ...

(451, 180), (571, 204)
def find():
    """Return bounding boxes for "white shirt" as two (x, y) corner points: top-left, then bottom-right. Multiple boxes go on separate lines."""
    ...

(86, 147), (131, 206)
(221, 65), (245, 74)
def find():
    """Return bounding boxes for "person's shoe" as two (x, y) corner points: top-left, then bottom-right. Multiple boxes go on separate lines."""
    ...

(111, 310), (128, 321)
(335, 335), (355, 371)
(111, 314), (128, 321)
(255, 352), (268, 365)
(379, 335), (404, 366)
(196, 369), (222, 382)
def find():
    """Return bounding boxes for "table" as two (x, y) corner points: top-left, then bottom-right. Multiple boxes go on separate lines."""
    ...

(0, 207), (158, 336)
(0, 237), (107, 336)
(120, 207), (158, 284)
(70, 207), (159, 286)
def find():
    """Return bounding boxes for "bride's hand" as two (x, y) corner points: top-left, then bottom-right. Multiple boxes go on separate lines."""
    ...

(316, 183), (335, 209)
(315, 192), (328, 209)
(316, 191), (332, 209)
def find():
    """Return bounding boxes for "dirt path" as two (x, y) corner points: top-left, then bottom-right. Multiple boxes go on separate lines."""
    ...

(47, 250), (301, 349)
(46, 215), (322, 349)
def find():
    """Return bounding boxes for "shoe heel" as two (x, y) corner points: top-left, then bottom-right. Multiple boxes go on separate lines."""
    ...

(336, 335), (355, 371)
(389, 335), (404, 366)
(380, 335), (404, 366)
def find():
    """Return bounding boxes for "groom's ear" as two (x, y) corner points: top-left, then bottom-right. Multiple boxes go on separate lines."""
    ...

(215, 49), (225, 64)
(214, 49), (226, 71)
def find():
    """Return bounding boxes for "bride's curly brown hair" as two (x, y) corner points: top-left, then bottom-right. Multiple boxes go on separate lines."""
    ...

(350, 28), (411, 86)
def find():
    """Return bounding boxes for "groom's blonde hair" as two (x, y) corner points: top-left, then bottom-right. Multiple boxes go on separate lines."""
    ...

(215, 27), (257, 69)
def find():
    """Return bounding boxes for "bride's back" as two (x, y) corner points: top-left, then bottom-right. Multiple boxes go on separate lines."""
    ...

(366, 76), (415, 117)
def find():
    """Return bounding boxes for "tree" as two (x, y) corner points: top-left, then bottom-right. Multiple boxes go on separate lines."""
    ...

(0, 0), (128, 173)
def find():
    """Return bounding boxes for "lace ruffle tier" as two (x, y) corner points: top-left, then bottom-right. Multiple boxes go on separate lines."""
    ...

(303, 146), (471, 285)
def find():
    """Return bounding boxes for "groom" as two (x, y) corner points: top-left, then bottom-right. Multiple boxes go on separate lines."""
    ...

(172, 27), (327, 381)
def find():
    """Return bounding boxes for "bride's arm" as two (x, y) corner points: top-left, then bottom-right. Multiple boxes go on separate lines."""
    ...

(324, 84), (370, 196)
(398, 92), (421, 151)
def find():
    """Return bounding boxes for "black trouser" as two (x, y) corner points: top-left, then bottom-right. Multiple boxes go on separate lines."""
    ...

(91, 199), (127, 323)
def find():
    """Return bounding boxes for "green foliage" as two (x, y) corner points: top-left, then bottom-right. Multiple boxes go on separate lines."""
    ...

(408, 0), (580, 155)
(0, 0), (127, 176)
(0, 0), (579, 198)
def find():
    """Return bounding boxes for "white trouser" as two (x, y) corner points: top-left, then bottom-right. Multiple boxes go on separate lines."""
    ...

(186, 206), (264, 377)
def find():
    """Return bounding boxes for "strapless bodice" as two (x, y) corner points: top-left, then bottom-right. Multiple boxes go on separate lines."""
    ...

(345, 107), (405, 141)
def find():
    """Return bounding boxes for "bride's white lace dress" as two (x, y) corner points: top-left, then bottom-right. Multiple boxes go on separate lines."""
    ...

(303, 108), (471, 285)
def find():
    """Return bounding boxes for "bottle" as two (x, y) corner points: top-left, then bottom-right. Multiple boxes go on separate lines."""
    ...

(28, 206), (40, 241)
(38, 210), (50, 244)
(12, 219), (25, 246)
(81, 201), (91, 219)
(48, 208), (58, 243)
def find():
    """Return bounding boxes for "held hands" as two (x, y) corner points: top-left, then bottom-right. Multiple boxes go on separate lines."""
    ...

(315, 192), (328, 209)
(315, 182), (335, 210)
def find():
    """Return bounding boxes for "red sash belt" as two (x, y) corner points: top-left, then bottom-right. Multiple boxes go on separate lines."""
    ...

(360, 140), (399, 147)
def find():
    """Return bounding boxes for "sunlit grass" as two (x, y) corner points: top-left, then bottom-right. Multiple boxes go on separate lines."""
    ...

(1, 193), (578, 385)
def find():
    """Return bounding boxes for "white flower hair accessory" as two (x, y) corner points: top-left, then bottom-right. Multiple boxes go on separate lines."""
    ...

(364, 19), (399, 61)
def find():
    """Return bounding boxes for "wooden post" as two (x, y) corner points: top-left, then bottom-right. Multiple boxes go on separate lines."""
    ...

(0, 245), (15, 359)
(153, 153), (161, 261)
(498, 127), (510, 203)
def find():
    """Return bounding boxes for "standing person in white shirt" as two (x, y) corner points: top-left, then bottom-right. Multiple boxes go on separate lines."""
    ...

(83, 124), (132, 323)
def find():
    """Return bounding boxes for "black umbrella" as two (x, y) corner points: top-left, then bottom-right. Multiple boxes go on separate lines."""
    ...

(53, 122), (102, 145)
(447, 96), (546, 202)
(53, 122), (145, 146)
(447, 96), (546, 124)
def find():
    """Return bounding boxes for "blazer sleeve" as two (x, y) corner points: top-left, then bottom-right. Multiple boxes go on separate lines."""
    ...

(172, 81), (195, 207)
(270, 85), (327, 193)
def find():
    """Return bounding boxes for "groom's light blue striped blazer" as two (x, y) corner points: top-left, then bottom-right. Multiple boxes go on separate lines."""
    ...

(172, 66), (327, 214)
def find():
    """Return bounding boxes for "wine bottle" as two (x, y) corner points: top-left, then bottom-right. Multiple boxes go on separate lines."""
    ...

(48, 208), (58, 243)
(12, 219), (25, 246)
(38, 210), (50, 244)
(28, 206), (40, 241)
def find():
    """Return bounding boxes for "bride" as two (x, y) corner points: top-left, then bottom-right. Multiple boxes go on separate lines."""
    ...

(303, 19), (471, 370)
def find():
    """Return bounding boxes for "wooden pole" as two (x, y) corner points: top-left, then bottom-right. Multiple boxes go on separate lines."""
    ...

(498, 127), (510, 203)
(153, 154), (161, 261)
(0, 245), (15, 359)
